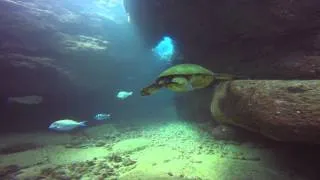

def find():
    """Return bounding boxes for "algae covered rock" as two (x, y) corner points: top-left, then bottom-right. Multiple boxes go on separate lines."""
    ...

(211, 80), (320, 143)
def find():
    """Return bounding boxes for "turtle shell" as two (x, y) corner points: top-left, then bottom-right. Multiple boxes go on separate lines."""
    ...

(156, 64), (215, 91)
(158, 64), (214, 78)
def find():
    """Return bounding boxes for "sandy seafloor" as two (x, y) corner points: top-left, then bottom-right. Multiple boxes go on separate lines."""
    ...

(0, 110), (319, 180)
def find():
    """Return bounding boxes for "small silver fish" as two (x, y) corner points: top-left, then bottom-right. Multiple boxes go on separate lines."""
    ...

(49, 119), (87, 131)
(116, 91), (133, 100)
(94, 113), (111, 121)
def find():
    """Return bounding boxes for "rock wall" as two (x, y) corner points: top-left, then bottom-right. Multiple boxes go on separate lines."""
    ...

(126, 0), (320, 79)
(124, 0), (320, 144)
(0, 0), (168, 132)
(0, 0), (143, 96)
(211, 80), (320, 143)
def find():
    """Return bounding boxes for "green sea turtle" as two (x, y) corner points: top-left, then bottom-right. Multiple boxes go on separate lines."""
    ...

(140, 63), (236, 96)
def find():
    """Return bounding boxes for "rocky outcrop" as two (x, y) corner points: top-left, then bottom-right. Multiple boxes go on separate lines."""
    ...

(0, 0), (146, 96)
(211, 80), (320, 143)
(126, 0), (320, 144)
(127, 0), (320, 79)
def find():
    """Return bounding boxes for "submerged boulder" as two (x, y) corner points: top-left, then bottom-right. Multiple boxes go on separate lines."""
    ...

(211, 80), (320, 143)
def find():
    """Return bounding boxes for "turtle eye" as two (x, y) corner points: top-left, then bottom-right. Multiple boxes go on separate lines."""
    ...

(161, 78), (173, 84)
(158, 80), (165, 85)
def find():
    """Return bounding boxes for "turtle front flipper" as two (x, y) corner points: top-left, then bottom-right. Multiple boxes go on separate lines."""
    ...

(171, 77), (194, 91)
(140, 83), (162, 96)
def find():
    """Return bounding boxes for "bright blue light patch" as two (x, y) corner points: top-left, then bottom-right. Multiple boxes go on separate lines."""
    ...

(152, 36), (175, 62)
(68, 0), (128, 24)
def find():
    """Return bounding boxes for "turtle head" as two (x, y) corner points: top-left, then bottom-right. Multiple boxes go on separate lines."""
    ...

(140, 83), (161, 96)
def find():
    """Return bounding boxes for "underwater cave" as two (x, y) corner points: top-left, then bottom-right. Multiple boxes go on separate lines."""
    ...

(0, 0), (320, 179)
